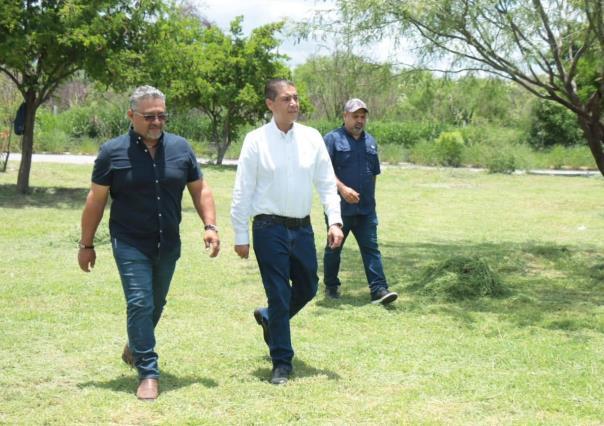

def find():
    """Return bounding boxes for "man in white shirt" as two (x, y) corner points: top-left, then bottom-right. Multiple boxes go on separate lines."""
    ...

(231, 79), (344, 385)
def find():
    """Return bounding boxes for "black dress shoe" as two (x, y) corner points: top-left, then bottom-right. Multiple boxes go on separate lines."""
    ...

(253, 308), (270, 346)
(325, 286), (341, 299)
(270, 365), (291, 385)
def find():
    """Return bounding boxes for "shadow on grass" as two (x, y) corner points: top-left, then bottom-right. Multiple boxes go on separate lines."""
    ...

(251, 358), (341, 383)
(317, 238), (604, 333)
(0, 184), (88, 209)
(78, 370), (218, 395)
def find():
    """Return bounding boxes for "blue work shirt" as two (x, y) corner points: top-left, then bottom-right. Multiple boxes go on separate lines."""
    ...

(324, 126), (381, 216)
(92, 129), (202, 258)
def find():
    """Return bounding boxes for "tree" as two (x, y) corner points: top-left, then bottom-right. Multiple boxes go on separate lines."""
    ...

(327, 0), (604, 175)
(141, 9), (290, 164)
(294, 53), (401, 121)
(0, 0), (163, 193)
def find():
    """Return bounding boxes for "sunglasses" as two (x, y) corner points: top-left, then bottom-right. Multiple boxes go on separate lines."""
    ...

(134, 111), (169, 122)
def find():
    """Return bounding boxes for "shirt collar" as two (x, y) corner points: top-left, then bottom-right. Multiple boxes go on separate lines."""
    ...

(269, 117), (296, 138)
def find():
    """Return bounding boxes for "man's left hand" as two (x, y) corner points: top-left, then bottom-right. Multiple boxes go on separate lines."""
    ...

(327, 224), (344, 249)
(204, 230), (220, 257)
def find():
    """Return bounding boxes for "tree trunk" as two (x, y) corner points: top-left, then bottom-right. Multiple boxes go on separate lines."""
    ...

(16, 94), (37, 194)
(577, 114), (604, 177)
(215, 120), (231, 165)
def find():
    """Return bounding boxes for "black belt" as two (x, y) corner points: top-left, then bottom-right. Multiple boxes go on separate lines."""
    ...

(254, 214), (311, 228)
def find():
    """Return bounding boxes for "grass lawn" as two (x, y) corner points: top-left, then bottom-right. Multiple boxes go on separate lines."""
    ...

(1, 161), (604, 424)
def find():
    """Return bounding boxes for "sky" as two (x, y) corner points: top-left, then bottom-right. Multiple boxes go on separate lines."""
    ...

(192, 0), (332, 67)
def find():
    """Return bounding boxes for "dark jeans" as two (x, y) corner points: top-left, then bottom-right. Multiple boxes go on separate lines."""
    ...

(112, 238), (179, 379)
(252, 218), (318, 369)
(323, 212), (388, 296)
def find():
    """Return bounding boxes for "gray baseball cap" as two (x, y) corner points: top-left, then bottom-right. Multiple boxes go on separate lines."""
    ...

(344, 98), (368, 113)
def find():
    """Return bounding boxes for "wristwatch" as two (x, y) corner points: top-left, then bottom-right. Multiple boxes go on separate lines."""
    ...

(204, 224), (219, 233)
(78, 242), (95, 249)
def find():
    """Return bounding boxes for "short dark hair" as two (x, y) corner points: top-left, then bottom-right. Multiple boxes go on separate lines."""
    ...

(265, 79), (295, 100)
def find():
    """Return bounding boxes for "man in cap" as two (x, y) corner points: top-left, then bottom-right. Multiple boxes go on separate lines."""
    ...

(322, 98), (397, 304)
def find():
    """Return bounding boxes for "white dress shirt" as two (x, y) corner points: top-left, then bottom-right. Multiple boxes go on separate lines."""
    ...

(231, 118), (342, 245)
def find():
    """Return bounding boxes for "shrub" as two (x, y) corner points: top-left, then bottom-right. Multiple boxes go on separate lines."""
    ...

(486, 153), (516, 174)
(527, 99), (583, 148)
(408, 140), (439, 165)
(302, 119), (340, 137)
(167, 109), (211, 144)
(434, 130), (464, 167)
(460, 125), (524, 147)
(366, 121), (443, 147)
(379, 144), (408, 164)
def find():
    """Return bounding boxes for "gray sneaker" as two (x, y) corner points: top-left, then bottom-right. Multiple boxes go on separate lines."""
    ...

(371, 288), (398, 305)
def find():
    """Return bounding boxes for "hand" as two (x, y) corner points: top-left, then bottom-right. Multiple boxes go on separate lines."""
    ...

(78, 248), (96, 272)
(339, 185), (360, 204)
(204, 230), (220, 257)
(327, 225), (344, 249)
(235, 244), (250, 259)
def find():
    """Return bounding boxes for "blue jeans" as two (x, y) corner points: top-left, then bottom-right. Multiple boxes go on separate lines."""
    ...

(323, 212), (388, 296)
(112, 238), (179, 379)
(252, 219), (318, 370)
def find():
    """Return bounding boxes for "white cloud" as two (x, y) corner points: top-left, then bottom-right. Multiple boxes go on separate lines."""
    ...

(190, 0), (415, 67)
(192, 0), (329, 66)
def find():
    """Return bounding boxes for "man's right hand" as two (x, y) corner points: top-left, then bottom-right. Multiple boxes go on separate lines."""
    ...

(78, 248), (96, 272)
(339, 185), (360, 204)
(235, 244), (250, 259)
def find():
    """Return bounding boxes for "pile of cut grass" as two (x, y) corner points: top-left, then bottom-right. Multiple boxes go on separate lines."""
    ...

(414, 255), (508, 301)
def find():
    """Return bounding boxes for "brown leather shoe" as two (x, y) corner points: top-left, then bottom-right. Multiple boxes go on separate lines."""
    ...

(136, 378), (159, 401)
(121, 344), (134, 368)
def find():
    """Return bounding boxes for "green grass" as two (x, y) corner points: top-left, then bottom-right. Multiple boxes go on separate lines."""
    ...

(2, 161), (604, 424)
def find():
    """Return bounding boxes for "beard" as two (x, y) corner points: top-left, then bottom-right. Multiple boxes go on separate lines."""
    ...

(145, 127), (163, 140)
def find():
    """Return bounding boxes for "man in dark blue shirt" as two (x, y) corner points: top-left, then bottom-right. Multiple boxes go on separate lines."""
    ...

(78, 86), (220, 400)
(323, 98), (397, 305)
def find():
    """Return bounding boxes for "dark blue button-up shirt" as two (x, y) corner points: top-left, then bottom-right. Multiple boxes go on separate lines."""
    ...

(92, 129), (202, 258)
(324, 126), (381, 216)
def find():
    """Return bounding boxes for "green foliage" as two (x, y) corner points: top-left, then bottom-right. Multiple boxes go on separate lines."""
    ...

(376, 143), (408, 164)
(328, 0), (604, 175)
(138, 11), (289, 163)
(486, 153), (516, 174)
(367, 121), (442, 147)
(527, 100), (584, 149)
(413, 256), (508, 301)
(458, 126), (523, 173)
(408, 140), (439, 165)
(301, 119), (340, 137)
(166, 109), (211, 145)
(459, 125), (525, 147)
(294, 53), (402, 121)
(395, 72), (527, 127)
(0, 0), (165, 191)
(434, 130), (464, 167)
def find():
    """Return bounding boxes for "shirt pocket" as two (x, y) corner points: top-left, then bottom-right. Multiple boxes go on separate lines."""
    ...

(365, 144), (379, 175)
(110, 160), (134, 190)
(164, 159), (189, 187)
(333, 140), (352, 169)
